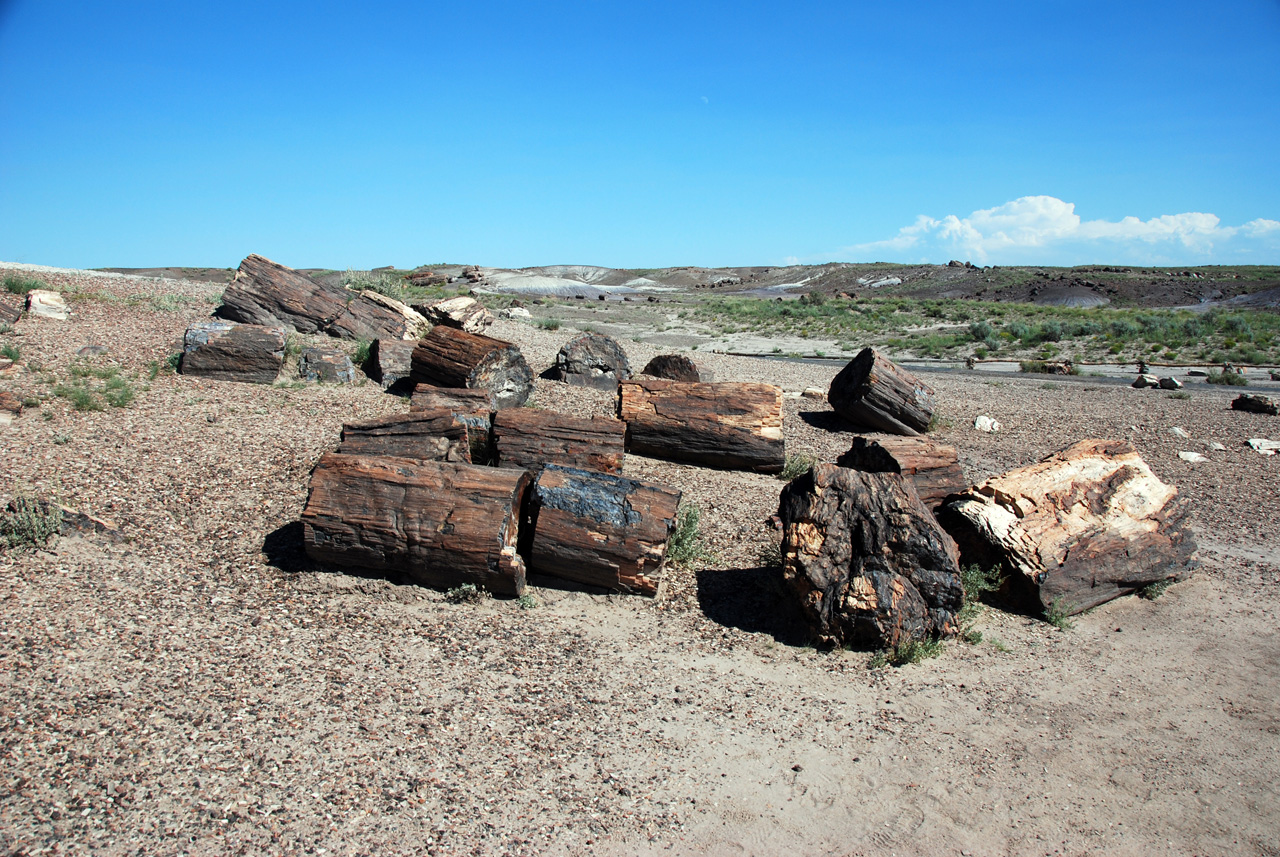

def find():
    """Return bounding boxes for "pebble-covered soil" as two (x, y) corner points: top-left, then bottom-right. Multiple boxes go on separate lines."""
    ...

(1, 264), (1278, 856)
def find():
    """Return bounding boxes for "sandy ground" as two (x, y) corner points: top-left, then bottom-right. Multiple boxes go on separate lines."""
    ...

(1, 266), (1279, 856)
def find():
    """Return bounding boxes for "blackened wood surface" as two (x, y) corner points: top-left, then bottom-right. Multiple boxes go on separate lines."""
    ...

(552, 333), (632, 391)
(410, 326), (533, 409)
(828, 347), (935, 436)
(835, 436), (966, 509)
(492, 409), (625, 475)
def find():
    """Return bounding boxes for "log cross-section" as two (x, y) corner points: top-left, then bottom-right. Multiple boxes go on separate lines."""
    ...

(835, 436), (966, 510)
(410, 326), (533, 409)
(828, 347), (935, 436)
(492, 408), (626, 475)
(617, 379), (785, 473)
(301, 453), (531, 596)
(336, 410), (474, 463)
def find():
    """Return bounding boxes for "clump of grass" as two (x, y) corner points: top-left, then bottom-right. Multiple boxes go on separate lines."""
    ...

(0, 495), (61, 553)
(1044, 598), (1076, 631)
(666, 502), (710, 567)
(869, 636), (945, 669)
(1205, 371), (1248, 386)
(536, 318), (561, 331)
(754, 537), (783, 568)
(957, 564), (1001, 644)
(444, 583), (485, 604)
(1, 343), (19, 361)
(3, 274), (45, 295)
(284, 334), (304, 358)
(54, 384), (103, 411)
(1138, 578), (1175, 600)
(342, 269), (407, 300)
(516, 594), (539, 610)
(53, 362), (138, 410)
(779, 452), (818, 481)
(147, 353), (181, 380)
(352, 339), (372, 367)
(102, 375), (135, 408)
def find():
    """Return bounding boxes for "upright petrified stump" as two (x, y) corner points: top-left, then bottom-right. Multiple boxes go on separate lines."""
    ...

(778, 464), (963, 648)
(618, 379), (785, 473)
(180, 321), (285, 384)
(528, 465), (681, 596)
(301, 453), (531, 596)
(410, 326), (533, 409)
(641, 354), (712, 383)
(492, 408), (626, 475)
(936, 439), (1196, 617)
(368, 339), (417, 390)
(835, 436), (966, 510)
(336, 410), (474, 463)
(552, 333), (632, 391)
(828, 347), (935, 436)
(409, 385), (497, 463)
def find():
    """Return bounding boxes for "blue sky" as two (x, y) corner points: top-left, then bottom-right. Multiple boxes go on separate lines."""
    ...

(1, 0), (1278, 269)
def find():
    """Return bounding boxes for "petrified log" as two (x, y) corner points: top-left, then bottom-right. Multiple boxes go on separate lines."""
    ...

(25, 290), (69, 320)
(835, 436), (966, 510)
(618, 379), (785, 473)
(528, 465), (681, 596)
(492, 408), (625, 475)
(409, 386), (496, 463)
(641, 354), (713, 382)
(368, 339), (417, 390)
(552, 333), (632, 391)
(415, 296), (494, 333)
(410, 326), (533, 409)
(1231, 394), (1278, 416)
(778, 463), (963, 647)
(828, 347), (935, 436)
(336, 410), (473, 463)
(301, 453), (530, 596)
(936, 439), (1196, 617)
(0, 299), (20, 325)
(338, 289), (430, 341)
(180, 321), (285, 384)
(300, 347), (355, 383)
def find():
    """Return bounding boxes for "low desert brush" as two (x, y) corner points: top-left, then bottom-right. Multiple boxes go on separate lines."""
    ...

(0, 495), (61, 553)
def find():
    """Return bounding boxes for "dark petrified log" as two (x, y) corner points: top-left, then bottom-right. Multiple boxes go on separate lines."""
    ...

(492, 408), (625, 475)
(410, 326), (533, 409)
(1231, 394), (1279, 416)
(527, 465), (681, 596)
(179, 321), (285, 384)
(409, 385), (497, 463)
(778, 464), (963, 647)
(0, 300), (20, 325)
(552, 333), (632, 391)
(368, 339), (417, 389)
(828, 347), (935, 436)
(835, 436), (966, 510)
(299, 347), (356, 383)
(215, 254), (351, 334)
(336, 410), (474, 463)
(301, 453), (530, 596)
(640, 354), (712, 383)
(617, 379), (785, 473)
(936, 439), (1196, 617)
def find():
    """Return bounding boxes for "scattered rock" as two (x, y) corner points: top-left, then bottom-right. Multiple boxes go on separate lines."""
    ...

(0, 300), (21, 325)
(1208, 442), (1226, 451)
(415, 296), (494, 334)
(25, 289), (69, 320)
(552, 333), (632, 391)
(1158, 377), (1183, 390)
(300, 347), (356, 383)
(0, 391), (22, 425)
(1169, 427), (1191, 439)
(1187, 369), (1209, 377)
(1246, 438), (1280, 456)
(1271, 372), (1280, 382)
(1231, 394), (1279, 416)
(642, 354), (711, 383)
(947, 260), (965, 268)
(180, 321), (286, 385)
(1178, 451), (1208, 463)
(76, 345), (109, 358)
(1132, 374), (1160, 389)
(801, 387), (826, 400)
(973, 415), (1001, 433)
(499, 306), (532, 320)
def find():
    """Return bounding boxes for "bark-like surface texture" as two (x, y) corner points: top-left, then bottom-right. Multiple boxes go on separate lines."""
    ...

(301, 453), (530, 596)
(528, 465), (681, 596)
(552, 333), (632, 391)
(641, 354), (712, 382)
(828, 347), (935, 436)
(410, 326), (533, 409)
(179, 321), (285, 385)
(408, 385), (496, 463)
(0, 299), (20, 325)
(618, 379), (785, 473)
(835, 435), (967, 510)
(778, 463), (963, 648)
(1232, 394), (1278, 416)
(937, 438), (1196, 616)
(492, 408), (626, 475)
(336, 410), (474, 463)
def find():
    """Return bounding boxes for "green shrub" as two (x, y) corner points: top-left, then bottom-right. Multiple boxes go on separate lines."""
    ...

(1205, 371), (1248, 386)
(352, 339), (372, 367)
(444, 583), (484, 604)
(869, 636), (945, 668)
(1138, 578), (1175, 600)
(1, 344), (19, 361)
(3, 274), (45, 295)
(957, 564), (1001, 644)
(537, 318), (561, 331)
(666, 502), (710, 566)
(968, 320), (993, 342)
(1044, 599), (1076, 631)
(54, 384), (103, 411)
(779, 452), (818, 481)
(1019, 360), (1048, 373)
(0, 496), (61, 552)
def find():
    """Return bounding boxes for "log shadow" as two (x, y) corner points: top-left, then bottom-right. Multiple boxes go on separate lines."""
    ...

(695, 564), (811, 646)
(798, 410), (854, 433)
(261, 521), (312, 574)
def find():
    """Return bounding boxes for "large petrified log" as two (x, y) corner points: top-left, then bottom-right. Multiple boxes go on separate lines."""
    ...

(778, 464), (963, 647)
(301, 453), (530, 596)
(335, 289), (430, 341)
(527, 465), (681, 596)
(641, 354), (713, 383)
(410, 385), (497, 463)
(936, 439), (1196, 617)
(492, 408), (626, 475)
(828, 347), (935, 436)
(367, 339), (417, 390)
(617, 379), (785, 473)
(336, 410), (474, 463)
(1231, 394), (1278, 416)
(179, 321), (285, 384)
(835, 436), (966, 510)
(552, 333), (632, 391)
(0, 299), (20, 325)
(410, 326), (533, 409)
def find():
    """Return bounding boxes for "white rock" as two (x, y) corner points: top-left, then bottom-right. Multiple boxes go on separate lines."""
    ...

(1132, 374), (1160, 389)
(25, 289), (69, 320)
(1178, 451), (1208, 463)
(801, 387), (826, 400)
(974, 415), (1001, 433)
(1208, 442), (1226, 451)
(1246, 438), (1280, 456)
(500, 307), (532, 320)
(1169, 427), (1191, 439)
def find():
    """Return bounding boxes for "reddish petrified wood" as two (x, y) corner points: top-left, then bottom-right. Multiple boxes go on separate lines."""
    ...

(179, 321), (285, 384)
(408, 386), (497, 464)
(410, 326), (533, 409)
(828, 347), (935, 436)
(617, 379), (785, 473)
(492, 409), (626, 475)
(835, 436), (966, 510)
(528, 465), (681, 596)
(301, 453), (530, 596)
(336, 410), (474, 463)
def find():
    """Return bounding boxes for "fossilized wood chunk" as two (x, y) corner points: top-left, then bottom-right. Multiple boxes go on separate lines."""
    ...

(778, 464), (963, 647)
(828, 347), (935, 436)
(1231, 394), (1278, 416)
(337, 410), (474, 463)
(301, 453), (530, 596)
(641, 354), (706, 382)
(528, 465), (681, 596)
(552, 333), (632, 391)
(936, 439), (1196, 616)
(835, 436), (966, 510)
(368, 339), (417, 390)
(300, 347), (355, 383)
(0, 299), (20, 325)
(617, 379), (785, 473)
(180, 321), (285, 384)
(25, 290), (69, 320)
(410, 326), (533, 409)
(409, 385), (496, 463)
(414, 296), (494, 333)
(492, 408), (625, 475)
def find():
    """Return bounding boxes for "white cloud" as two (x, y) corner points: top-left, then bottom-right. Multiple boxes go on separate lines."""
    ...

(841, 196), (1280, 265)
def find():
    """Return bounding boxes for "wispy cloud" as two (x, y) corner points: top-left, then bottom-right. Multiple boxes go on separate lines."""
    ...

(839, 196), (1280, 266)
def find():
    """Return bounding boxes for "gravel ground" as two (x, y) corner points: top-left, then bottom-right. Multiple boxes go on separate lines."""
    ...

(1, 267), (1279, 856)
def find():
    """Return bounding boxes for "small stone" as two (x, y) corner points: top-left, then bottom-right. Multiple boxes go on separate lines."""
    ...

(499, 307), (532, 320)
(973, 415), (1001, 433)
(1169, 427), (1191, 439)
(1158, 377), (1183, 390)
(1178, 451), (1207, 463)
(1208, 442), (1226, 451)
(1187, 369), (1209, 377)
(1132, 374), (1160, 389)
(77, 345), (109, 357)
(801, 387), (825, 400)
(1246, 438), (1280, 456)
(1231, 394), (1279, 416)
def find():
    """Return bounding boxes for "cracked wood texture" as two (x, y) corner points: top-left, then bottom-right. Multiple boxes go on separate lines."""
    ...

(492, 409), (625, 475)
(368, 339), (416, 390)
(835, 436), (966, 510)
(336, 410), (474, 463)
(528, 465), (681, 596)
(410, 326), (533, 409)
(617, 379), (785, 473)
(179, 322), (284, 385)
(409, 386), (497, 464)
(828, 347), (935, 436)
(937, 439), (1196, 616)
(301, 453), (531, 596)
(778, 463), (963, 648)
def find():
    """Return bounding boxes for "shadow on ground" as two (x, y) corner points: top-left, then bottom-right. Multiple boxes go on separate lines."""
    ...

(695, 564), (811, 646)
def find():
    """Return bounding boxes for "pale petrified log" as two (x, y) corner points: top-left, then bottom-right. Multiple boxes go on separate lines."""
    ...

(552, 333), (632, 391)
(641, 354), (713, 382)
(217, 254), (351, 334)
(409, 386), (496, 463)
(410, 326), (533, 409)
(778, 463), (963, 647)
(936, 439), (1196, 617)
(414, 296), (494, 333)
(828, 347), (935, 436)
(528, 465), (681, 596)
(344, 289), (430, 340)
(368, 339), (417, 389)
(492, 408), (625, 475)
(25, 290), (69, 320)
(835, 436), (966, 510)
(617, 379), (785, 473)
(1231, 394), (1278, 416)
(301, 453), (530, 596)
(180, 321), (285, 384)
(336, 410), (473, 463)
